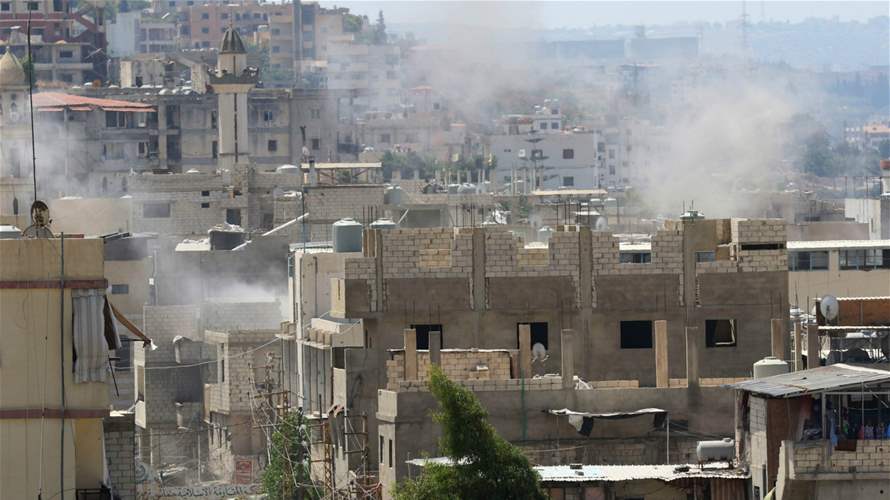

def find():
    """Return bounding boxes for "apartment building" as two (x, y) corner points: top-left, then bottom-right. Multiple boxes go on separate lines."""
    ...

(787, 239), (890, 301)
(281, 216), (789, 496)
(0, 0), (107, 82)
(0, 234), (143, 499)
(490, 129), (603, 191)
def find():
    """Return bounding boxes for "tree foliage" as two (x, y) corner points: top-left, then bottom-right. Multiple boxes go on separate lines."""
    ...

(262, 410), (317, 500)
(394, 367), (546, 500)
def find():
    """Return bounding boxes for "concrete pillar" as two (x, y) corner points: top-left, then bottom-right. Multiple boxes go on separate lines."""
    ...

(807, 323), (820, 370)
(793, 320), (803, 371)
(770, 319), (786, 361)
(518, 324), (531, 379)
(561, 329), (575, 389)
(428, 331), (441, 366)
(685, 326), (700, 389)
(654, 320), (669, 388)
(403, 328), (417, 380)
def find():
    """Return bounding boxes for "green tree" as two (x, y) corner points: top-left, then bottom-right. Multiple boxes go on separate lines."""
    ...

(373, 10), (387, 44)
(262, 410), (317, 500)
(802, 131), (836, 177)
(394, 367), (546, 500)
(20, 55), (35, 86)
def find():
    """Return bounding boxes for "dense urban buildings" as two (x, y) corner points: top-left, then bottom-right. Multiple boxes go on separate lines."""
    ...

(0, 2), (888, 499)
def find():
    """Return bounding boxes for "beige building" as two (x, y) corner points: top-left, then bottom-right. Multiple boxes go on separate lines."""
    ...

(0, 237), (120, 499)
(787, 239), (890, 302)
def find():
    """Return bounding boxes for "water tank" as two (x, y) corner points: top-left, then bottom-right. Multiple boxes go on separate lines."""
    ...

(753, 356), (789, 379)
(332, 218), (363, 253)
(384, 186), (404, 206)
(370, 218), (397, 230)
(538, 226), (553, 244)
(457, 183), (476, 194)
(276, 164), (300, 175)
(447, 184), (460, 194)
(696, 438), (735, 463)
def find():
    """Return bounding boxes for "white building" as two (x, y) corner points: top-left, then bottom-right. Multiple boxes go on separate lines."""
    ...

(489, 130), (603, 191)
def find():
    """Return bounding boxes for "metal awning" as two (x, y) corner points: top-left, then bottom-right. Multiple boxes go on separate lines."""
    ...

(727, 363), (890, 398)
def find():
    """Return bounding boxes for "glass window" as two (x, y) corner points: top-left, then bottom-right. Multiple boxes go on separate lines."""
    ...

(562, 148), (574, 159)
(111, 284), (129, 295)
(268, 140), (277, 152)
(562, 176), (574, 187)
(839, 250), (866, 270)
(789, 251), (829, 271)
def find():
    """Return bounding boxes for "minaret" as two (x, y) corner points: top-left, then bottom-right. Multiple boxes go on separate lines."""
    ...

(210, 27), (257, 171)
(0, 48), (34, 221)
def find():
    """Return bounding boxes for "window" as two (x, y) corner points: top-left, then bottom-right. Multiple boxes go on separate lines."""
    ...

(379, 133), (391, 144)
(706, 319), (737, 347)
(210, 111), (218, 129)
(211, 141), (218, 159)
(788, 251), (829, 271)
(253, 12), (260, 18)
(388, 439), (393, 468)
(310, 108), (321, 119)
(201, 202), (210, 208)
(201, 27), (209, 34)
(28, 1), (38, 10)
(539, 122), (548, 130)
(142, 202), (171, 218)
(609, 165), (616, 175)
(562, 176), (574, 187)
(106, 111), (124, 128)
(271, 28), (280, 35)
(272, 46), (280, 53)
(201, 190), (210, 196)
(1, 3), (10, 11)
(695, 251), (715, 263)
(226, 208), (241, 226)
(620, 252), (651, 264)
(379, 435), (384, 463)
(840, 249), (890, 270)
(410, 324), (443, 350)
(268, 140), (278, 152)
(551, 122), (559, 129)
(561, 149), (575, 160)
(59, 50), (73, 59)
(220, 13), (228, 19)
(263, 110), (274, 122)
(311, 138), (320, 150)
(620, 320), (653, 349)
(608, 149), (616, 159)
(111, 284), (129, 295)
(201, 12), (209, 19)
(516, 322), (548, 349)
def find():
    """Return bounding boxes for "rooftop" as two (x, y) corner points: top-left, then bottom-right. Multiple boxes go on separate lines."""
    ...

(727, 363), (890, 398)
(33, 92), (155, 112)
(533, 462), (747, 483)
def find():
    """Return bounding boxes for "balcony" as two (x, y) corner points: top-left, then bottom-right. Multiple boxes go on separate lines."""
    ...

(781, 439), (890, 480)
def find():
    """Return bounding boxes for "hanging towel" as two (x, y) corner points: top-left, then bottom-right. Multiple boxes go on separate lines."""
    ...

(72, 288), (111, 383)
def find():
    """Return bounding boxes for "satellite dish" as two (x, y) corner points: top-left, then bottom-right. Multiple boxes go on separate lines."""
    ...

(531, 342), (548, 363)
(820, 295), (839, 322)
(594, 217), (608, 231)
(22, 200), (54, 239)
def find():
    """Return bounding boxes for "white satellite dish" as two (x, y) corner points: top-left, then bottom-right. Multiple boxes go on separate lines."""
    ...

(531, 342), (548, 363)
(820, 295), (839, 322)
(594, 217), (608, 231)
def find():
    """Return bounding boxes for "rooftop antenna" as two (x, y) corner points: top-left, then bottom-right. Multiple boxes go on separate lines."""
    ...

(26, 7), (38, 202)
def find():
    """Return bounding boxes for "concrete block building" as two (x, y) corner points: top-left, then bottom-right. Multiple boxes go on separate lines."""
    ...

(282, 216), (790, 496)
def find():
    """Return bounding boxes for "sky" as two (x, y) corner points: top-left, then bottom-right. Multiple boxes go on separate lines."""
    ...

(324, 1), (889, 29)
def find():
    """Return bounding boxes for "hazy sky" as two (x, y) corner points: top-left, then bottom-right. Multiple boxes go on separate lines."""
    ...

(326, 1), (888, 29)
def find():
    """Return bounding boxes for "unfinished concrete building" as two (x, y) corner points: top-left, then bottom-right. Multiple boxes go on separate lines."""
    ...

(281, 216), (789, 496)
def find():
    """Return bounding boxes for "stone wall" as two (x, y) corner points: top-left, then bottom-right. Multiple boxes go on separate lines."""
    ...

(732, 218), (786, 244)
(105, 412), (136, 500)
(304, 185), (385, 222)
(203, 301), (283, 331)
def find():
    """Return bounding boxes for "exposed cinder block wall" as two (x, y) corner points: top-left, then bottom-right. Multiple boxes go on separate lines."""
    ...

(105, 412), (136, 500)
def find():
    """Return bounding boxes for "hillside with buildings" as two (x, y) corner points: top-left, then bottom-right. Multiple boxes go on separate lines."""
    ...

(0, 2), (888, 500)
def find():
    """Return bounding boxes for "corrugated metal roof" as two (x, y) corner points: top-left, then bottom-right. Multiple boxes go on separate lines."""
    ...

(727, 363), (890, 398)
(33, 92), (154, 112)
(787, 240), (890, 250)
(534, 463), (746, 483)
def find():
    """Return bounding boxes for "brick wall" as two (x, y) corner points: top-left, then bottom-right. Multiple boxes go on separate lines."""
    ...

(304, 185), (385, 222)
(793, 440), (890, 473)
(731, 218), (786, 243)
(203, 301), (283, 331)
(105, 412), (136, 500)
(386, 349), (512, 388)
